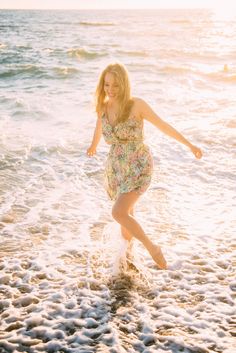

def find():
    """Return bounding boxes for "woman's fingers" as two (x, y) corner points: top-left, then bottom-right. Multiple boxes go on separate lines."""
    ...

(87, 148), (96, 157)
(192, 146), (202, 159)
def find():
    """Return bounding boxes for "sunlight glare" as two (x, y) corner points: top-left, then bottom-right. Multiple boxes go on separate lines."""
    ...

(212, 2), (236, 20)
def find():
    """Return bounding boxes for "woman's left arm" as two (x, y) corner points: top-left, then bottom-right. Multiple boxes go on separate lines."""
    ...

(139, 99), (202, 159)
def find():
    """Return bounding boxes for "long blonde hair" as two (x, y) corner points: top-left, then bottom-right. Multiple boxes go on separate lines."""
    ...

(95, 62), (133, 122)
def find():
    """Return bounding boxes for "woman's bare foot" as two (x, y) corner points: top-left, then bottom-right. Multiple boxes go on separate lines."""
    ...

(149, 244), (167, 269)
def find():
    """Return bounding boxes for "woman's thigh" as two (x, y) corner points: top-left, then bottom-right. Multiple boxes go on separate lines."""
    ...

(112, 191), (141, 219)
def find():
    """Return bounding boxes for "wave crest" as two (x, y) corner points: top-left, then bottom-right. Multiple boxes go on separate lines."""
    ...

(67, 48), (105, 59)
(117, 50), (149, 57)
(0, 64), (80, 80)
(0, 43), (7, 49)
(79, 21), (115, 27)
(207, 72), (236, 83)
(158, 64), (236, 84)
(0, 65), (46, 79)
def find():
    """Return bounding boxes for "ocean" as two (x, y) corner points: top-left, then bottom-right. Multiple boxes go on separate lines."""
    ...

(0, 8), (235, 353)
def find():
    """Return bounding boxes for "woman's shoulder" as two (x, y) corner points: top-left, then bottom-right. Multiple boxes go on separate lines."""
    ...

(131, 97), (147, 119)
(132, 96), (147, 105)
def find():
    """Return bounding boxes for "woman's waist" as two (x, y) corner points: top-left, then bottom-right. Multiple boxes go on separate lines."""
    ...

(108, 140), (150, 154)
(103, 132), (144, 146)
(108, 138), (145, 148)
(113, 138), (143, 145)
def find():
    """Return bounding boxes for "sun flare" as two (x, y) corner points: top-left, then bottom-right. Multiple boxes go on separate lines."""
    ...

(212, 3), (236, 20)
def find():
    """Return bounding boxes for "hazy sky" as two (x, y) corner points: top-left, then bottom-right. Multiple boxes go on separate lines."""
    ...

(0, 0), (235, 10)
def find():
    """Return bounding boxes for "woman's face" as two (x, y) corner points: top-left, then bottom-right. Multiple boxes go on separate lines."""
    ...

(104, 72), (120, 100)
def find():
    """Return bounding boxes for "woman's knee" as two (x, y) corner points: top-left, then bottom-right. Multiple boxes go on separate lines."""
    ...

(112, 191), (138, 222)
(112, 205), (127, 222)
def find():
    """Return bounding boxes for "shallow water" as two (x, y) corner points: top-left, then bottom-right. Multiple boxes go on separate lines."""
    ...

(0, 8), (235, 353)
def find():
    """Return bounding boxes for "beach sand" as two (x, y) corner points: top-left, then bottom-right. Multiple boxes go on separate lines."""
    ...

(0, 212), (235, 353)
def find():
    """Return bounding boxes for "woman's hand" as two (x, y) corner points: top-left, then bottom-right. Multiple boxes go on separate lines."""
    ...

(87, 145), (97, 157)
(190, 145), (203, 159)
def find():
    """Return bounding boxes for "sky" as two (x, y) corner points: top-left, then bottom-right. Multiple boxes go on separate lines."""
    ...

(0, 0), (235, 10)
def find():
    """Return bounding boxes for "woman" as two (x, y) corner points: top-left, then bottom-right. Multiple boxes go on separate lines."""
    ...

(87, 62), (202, 270)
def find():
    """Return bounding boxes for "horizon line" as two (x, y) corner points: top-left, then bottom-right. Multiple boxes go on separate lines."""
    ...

(0, 7), (214, 10)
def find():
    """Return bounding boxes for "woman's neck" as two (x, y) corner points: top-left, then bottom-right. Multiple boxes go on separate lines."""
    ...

(107, 98), (119, 108)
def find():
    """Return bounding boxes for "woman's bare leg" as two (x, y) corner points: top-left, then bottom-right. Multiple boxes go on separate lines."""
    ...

(121, 208), (134, 261)
(112, 191), (167, 269)
(121, 207), (134, 241)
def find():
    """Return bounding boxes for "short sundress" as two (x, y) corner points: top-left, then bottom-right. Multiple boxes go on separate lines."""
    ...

(101, 113), (153, 200)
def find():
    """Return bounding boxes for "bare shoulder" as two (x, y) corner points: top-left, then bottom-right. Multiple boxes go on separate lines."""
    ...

(132, 97), (146, 108)
(131, 97), (147, 120)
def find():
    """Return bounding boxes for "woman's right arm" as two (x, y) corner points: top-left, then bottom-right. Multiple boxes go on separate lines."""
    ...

(87, 114), (102, 156)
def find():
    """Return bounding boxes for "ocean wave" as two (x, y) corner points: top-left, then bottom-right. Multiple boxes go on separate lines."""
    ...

(0, 24), (19, 30)
(159, 65), (193, 75)
(67, 48), (106, 59)
(170, 19), (192, 24)
(0, 65), (46, 79)
(226, 119), (236, 128)
(79, 21), (115, 26)
(15, 44), (32, 50)
(42, 48), (55, 53)
(0, 43), (7, 49)
(117, 50), (149, 57)
(53, 66), (80, 76)
(199, 64), (236, 83)
(160, 48), (220, 61)
(158, 64), (236, 83)
(0, 64), (80, 80)
(207, 71), (236, 83)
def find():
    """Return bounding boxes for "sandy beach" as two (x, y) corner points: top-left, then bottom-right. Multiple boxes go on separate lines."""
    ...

(0, 7), (235, 353)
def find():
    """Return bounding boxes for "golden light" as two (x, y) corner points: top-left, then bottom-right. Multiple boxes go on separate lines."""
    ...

(212, 2), (236, 20)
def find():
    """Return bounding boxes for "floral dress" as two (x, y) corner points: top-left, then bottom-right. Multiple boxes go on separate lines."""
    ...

(101, 113), (153, 200)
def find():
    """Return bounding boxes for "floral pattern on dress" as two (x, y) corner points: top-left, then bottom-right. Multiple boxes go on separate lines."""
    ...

(102, 114), (153, 200)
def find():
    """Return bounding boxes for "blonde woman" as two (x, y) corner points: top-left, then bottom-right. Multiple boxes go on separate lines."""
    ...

(87, 62), (202, 270)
